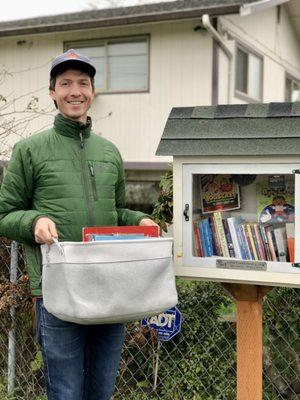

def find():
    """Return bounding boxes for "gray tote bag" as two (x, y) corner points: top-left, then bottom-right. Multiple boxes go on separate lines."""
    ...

(41, 238), (177, 324)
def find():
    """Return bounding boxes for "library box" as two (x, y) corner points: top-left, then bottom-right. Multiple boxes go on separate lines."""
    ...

(156, 102), (300, 288)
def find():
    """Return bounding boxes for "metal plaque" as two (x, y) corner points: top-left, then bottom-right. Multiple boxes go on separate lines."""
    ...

(216, 259), (267, 271)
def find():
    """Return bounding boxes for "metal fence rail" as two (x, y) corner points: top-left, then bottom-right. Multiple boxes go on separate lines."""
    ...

(0, 239), (299, 400)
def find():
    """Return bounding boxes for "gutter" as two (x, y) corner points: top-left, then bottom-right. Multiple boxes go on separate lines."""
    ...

(240, 0), (289, 16)
(0, 5), (242, 38)
(201, 14), (233, 104)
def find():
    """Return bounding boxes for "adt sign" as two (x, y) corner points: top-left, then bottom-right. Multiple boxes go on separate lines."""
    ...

(141, 307), (182, 341)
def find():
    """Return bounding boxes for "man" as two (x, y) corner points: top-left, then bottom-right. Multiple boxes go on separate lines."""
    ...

(0, 49), (157, 400)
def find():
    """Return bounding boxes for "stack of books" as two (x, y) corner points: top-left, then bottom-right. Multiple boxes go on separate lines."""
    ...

(193, 212), (294, 262)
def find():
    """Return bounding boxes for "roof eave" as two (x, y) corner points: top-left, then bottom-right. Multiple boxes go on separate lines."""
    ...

(0, 5), (240, 38)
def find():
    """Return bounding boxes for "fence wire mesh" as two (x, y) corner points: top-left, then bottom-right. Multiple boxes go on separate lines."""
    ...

(0, 238), (299, 400)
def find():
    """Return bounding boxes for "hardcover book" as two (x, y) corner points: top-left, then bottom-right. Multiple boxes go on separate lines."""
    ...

(82, 226), (159, 242)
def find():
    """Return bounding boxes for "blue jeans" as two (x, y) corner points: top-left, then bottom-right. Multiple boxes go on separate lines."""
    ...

(35, 299), (125, 400)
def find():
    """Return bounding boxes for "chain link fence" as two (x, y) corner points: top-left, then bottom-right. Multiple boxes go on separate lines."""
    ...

(0, 238), (299, 400)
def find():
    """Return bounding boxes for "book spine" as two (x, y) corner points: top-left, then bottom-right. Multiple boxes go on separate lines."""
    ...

(246, 224), (258, 260)
(286, 223), (295, 263)
(259, 225), (272, 261)
(227, 217), (242, 259)
(265, 226), (277, 261)
(202, 219), (214, 256)
(193, 221), (202, 257)
(223, 219), (235, 258)
(213, 212), (230, 257)
(199, 221), (208, 257)
(273, 227), (288, 262)
(253, 224), (267, 260)
(240, 224), (253, 260)
(210, 215), (223, 256)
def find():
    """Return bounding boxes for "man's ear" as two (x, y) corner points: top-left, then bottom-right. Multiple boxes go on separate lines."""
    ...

(49, 90), (56, 100)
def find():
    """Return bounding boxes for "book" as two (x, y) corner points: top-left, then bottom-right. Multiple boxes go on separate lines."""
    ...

(193, 221), (203, 257)
(253, 223), (267, 260)
(246, 224), (259, 260)
(223, 219), (235, 258)
(240, 224), (254, 260)
(273, 226), (288, 262)
(200, 174), (240, 214)
(201, 218), (214, 256)
(93, 234), (148, 241)
(227, 217), (244, 259)
(256, 177), (295, 224)
(286, 223), (295, 262)
(265, 225), (277, 261)
(82, 226), (159, 242)
(259, 225), (272, 261)
(213, 212), (230, 257)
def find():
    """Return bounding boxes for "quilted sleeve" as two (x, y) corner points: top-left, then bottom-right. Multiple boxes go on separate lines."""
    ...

(0, 142), (45, 244)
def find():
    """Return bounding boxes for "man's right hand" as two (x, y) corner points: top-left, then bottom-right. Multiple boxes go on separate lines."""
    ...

(34, 217), (58, 244)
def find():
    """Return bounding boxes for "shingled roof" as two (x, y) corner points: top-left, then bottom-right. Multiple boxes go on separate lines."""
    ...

(0, 0), (257, 37)
(156, 102), (300, 156)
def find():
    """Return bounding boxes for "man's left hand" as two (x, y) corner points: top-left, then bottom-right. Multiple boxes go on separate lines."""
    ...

(139, 218), (159, 227)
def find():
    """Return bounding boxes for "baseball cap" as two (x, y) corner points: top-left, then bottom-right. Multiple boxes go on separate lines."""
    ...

(50, 49), (96, 79)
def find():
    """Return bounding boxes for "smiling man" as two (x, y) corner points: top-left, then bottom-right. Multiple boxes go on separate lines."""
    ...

(0, 49), (156, 400)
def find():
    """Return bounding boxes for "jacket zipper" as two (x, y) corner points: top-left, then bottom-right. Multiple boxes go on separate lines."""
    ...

(79, 131), (93, 226)
(88, 161), (98, 201)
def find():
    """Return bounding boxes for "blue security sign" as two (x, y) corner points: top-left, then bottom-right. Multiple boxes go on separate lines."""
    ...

(141, 307), (182, 341)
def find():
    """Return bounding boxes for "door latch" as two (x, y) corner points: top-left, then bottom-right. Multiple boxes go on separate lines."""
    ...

(183, 204), (190, 221)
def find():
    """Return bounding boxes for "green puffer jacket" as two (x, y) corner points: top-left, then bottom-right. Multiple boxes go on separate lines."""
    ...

(0, 114), (148, 296)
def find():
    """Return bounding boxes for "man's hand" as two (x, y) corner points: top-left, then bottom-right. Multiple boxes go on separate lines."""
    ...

(34, 217), (58, 244)
(139, 218), (159, 227)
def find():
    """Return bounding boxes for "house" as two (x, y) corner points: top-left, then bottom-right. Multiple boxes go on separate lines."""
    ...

(0, 0), (299, 210)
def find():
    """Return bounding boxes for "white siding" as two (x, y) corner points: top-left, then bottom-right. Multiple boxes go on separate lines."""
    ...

(218, 5), (300, 104)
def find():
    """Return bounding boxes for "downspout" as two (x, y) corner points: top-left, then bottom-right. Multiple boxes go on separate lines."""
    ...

(202, 14), (233, 104)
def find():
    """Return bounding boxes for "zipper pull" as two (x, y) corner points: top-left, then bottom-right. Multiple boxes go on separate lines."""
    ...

(88, 162), (94, 177)
(79, 132), (84, 148)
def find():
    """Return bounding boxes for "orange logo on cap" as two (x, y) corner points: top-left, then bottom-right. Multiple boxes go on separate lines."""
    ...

(68, 52), (79, 59)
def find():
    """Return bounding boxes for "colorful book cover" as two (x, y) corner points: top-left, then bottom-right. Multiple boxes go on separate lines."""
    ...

(82, 225), (159, 242)
(200, 174), (240, 214)
(256, 178), (294, 224)
(213, 212), (230, 257)
(286, 223), (295, 263)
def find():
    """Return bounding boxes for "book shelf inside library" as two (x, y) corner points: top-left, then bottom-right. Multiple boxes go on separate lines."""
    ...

(191, 173), (295, 263)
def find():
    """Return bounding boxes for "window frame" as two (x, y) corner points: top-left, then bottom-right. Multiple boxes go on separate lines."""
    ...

(285, 73), (300, 102)
(234, 42), (264, 103)
(64, 34), (150, 94)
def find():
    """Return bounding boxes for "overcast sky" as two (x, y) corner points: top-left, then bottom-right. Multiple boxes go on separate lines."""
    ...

(0, 0), (175, 22)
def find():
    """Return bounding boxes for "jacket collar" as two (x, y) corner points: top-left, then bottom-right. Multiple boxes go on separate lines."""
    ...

(54, 113), (92, 139)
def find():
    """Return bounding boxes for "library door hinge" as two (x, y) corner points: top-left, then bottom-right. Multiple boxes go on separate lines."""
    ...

(292, 169), (300, 174)
(183, 204), (190, 221)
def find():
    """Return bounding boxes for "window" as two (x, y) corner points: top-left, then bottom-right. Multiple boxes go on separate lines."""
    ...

(65, 36), (149, 93)
(235, 45), (263, 101)
(285, 76), (300, 102)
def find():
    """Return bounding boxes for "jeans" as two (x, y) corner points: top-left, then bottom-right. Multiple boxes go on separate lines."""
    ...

(35, 299), (125, 400)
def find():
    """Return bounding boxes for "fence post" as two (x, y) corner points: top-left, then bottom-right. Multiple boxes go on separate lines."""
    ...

(8, 241), (18, 395)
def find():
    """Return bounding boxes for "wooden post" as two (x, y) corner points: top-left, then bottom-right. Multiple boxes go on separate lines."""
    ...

(222, 283), (273, 400)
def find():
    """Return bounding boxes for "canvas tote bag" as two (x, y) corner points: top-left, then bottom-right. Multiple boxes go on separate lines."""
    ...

(41, 237), (177, 324)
